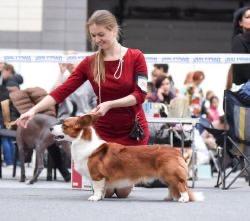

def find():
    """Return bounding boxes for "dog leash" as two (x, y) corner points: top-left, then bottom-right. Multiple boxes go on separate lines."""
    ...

(97, 51), (101, 105)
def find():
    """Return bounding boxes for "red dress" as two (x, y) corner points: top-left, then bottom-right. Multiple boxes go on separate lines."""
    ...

(50, 48), (149, 145)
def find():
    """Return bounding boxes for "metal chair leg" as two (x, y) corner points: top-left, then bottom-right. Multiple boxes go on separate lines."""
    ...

(226, 167), (248, 189)
(215, 170), (221, 188)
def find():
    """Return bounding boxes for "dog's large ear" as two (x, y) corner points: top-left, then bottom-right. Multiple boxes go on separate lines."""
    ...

(76, 114), (98, 128)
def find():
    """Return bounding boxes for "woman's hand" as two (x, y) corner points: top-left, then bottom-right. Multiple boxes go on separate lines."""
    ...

(91, 101), (112, 117)
(15, 109), (36, 128)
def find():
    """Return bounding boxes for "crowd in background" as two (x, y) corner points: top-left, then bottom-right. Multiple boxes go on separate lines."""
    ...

(146, 63), (220, 122)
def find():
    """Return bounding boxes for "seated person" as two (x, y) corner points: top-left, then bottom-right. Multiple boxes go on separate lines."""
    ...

(147, 75), (175, 105)
(201, 115), (227, 151)
(207, 96), (220, 123)
(146, 67), (163, 100)
(54, 62), (96, 119)
(201, 90), (215, 118)
(183, 71), (205, 117)
(153, 64), (177, 94)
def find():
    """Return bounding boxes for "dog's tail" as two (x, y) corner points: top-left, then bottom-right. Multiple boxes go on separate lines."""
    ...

(188, 190), (205, 202)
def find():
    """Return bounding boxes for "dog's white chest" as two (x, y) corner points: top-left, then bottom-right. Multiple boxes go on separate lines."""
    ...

(70, 133), (106, 179)
(74, 160), (90, 178)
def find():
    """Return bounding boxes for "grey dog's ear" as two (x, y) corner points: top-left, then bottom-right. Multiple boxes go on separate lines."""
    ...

(77, 114), (98, 128)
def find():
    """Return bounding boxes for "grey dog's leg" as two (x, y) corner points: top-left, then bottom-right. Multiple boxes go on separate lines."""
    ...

(18, 143), (26, 182)
(27, 147), (44, 184)
(16, 130), (26, 182)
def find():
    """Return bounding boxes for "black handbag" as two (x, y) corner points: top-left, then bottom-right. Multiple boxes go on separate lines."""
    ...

(129, 116), (145, 141)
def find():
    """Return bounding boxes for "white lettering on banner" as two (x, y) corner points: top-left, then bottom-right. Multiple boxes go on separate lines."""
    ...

(146, 57), (158, 63)
(192, 57), (221, 64)
(3, 55), (32, 62)
(0, 53), (250, 64)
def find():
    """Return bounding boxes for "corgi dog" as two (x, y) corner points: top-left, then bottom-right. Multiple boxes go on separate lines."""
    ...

(50, 114), (204, 202)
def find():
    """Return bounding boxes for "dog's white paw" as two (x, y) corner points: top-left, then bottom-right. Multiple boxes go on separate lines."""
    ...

(88, 195), (102, 201)
(178, 192), (189, 203)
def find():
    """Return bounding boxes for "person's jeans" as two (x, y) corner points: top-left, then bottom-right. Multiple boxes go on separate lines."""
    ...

(0, 125), (14, 165)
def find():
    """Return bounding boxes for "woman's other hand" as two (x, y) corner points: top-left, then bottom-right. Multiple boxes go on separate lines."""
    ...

(91, 101), (112, 117)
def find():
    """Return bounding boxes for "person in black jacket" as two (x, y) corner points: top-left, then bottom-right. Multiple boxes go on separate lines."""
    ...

(1, 63), (23, 92)
(226, 6), (250, 89)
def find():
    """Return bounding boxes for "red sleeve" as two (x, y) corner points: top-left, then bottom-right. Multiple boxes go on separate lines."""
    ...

(50, 57), (89, 103)
(131, 50), (148, 105)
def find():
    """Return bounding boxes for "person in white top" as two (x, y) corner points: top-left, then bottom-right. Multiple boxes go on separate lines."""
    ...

(54, 59), (97, 119)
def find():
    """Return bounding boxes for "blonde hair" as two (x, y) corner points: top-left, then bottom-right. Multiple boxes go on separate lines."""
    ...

(86, 10), (120, 84)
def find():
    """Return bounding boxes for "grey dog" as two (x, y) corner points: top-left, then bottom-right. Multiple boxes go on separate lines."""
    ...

(16, 114), (70, 184)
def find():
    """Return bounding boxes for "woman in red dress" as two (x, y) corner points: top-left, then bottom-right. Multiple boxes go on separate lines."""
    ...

(16, 10), (149, 198)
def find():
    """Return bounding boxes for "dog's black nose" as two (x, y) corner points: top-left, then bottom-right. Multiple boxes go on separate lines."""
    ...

(50, 127), (53, 131)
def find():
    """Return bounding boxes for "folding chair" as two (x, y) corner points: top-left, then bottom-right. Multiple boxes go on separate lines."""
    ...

(197, 117), (231, 187)
(220, 90), (250, 189)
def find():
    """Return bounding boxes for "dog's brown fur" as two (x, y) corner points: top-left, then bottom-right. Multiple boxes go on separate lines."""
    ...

(55, 115), (199, 202)
(88, 143), (195, 201)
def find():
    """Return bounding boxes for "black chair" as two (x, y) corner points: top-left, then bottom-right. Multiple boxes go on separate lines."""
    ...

(198, 90), (250, 189)
(220, 90), (250, 189)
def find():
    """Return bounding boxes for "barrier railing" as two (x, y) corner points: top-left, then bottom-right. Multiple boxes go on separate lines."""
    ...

(0, 53), (250, 64)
